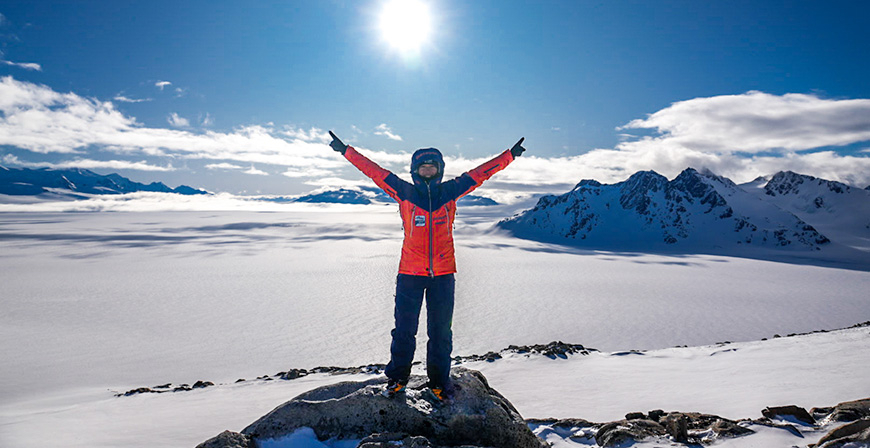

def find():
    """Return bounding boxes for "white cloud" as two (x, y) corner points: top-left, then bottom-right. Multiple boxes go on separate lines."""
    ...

(205, 163), (243, 170)
(303, 177), (380, 189)
(201, 113), (214, 127)
(282, 167), (333, 178)
(283, 126), (329, 143)
(167, 113), (190, 127)
(620, 91), (870, 153)
(2, 60), (42, 71)
(114, 95), (151, 103)
(2, 154), (174, 171)
(2, 77), (869, 192)
(244, 166), (269, 176)
(0, 192), (384, 213)
(155, 81), (172, 90)
(0, 77), (346, 172)
(374, 123), (403, 141)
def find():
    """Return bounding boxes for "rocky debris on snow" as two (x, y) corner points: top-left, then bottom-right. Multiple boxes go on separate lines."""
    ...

(528, 401), (870, 447)
(116, 380), (214, 397)
(453, 341), (596, 364)
(199, 367), (546, 448)
(528, 410), (753, 447)
(506, 341), (596, 358)
(454, 351), (503, 363)
(765, 321), (870, 341)
(121, 342), (594, 397)
(602, 411), (752, 446)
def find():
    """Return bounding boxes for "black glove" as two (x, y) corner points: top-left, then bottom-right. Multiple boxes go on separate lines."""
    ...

(329, 130), (348, 155)
(510, 137), (526, 157)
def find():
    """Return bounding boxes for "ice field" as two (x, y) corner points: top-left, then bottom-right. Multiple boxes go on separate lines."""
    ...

(1, 200), (868, 447)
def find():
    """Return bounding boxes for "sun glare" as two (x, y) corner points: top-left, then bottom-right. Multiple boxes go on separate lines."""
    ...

(379, 0), (432, 54)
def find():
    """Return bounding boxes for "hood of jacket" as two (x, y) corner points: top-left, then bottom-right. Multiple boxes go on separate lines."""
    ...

(410, 147), (444, 187)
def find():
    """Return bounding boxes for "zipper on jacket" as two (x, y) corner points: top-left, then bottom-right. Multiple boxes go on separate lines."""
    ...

(445, 203), (456, 238)
(426, 181), (434, 278)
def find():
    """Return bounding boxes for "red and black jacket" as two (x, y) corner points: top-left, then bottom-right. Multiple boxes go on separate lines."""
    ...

(344, 146), (515, 277)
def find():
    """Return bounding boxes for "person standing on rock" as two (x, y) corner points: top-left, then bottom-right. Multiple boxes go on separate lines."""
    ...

(328, 131), (526, 401)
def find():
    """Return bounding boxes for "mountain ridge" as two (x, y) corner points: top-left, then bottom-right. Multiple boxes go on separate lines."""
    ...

(0, 166), (208, 197)
(498, 168), (870, 255)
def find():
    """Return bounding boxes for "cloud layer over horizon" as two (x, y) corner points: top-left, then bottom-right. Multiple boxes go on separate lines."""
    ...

(2, 76), (870, 196)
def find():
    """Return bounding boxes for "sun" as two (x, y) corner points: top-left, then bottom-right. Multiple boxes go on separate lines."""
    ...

(378, 0), (432, 54)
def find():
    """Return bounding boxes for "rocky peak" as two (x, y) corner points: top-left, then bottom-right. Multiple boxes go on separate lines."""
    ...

(667, 168), (729, 210)
(765, 171), (852, 196)
(573, 179), (602, 191)
(669, 168), (710, 196)
(619, 170), (668, 213)
(620, 170), (668, 194)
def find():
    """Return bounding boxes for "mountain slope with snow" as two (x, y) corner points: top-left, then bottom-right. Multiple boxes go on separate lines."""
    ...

(0, 166), (207, 198)
(740, 171), (870, 252)
(498, 168), (833, 254)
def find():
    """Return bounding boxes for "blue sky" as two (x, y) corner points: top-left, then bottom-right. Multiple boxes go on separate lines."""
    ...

(1, 0), (869, 197)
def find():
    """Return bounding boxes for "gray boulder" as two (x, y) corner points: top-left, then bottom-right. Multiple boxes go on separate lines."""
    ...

(762, 405), (816, 425)
(239, 367), (545, 448)
(595, 419), (666, 447)
(826, 398), (870, 423)
(813, 418), (870, 448)
(195, 430), (253, 448)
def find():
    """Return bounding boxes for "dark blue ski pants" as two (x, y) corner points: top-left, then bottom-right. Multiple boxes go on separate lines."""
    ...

(385, 273), (455, 388)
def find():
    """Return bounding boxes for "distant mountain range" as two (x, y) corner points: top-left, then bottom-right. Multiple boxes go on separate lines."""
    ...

(292, 186), (499, 206)
(0, 166), (499, 206)
(0, 166), (208, 198)
(498, 168), (870, 254)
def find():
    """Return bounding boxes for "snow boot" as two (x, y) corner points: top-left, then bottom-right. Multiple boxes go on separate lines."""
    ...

(382, 378), (407, 397)
(423, 382), (455, 404)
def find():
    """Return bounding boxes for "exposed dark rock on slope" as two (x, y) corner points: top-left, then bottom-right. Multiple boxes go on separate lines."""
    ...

(0, 166), (207, 197)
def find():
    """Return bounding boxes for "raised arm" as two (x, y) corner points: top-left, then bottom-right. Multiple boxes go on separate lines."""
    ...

(452, 137), (526, 199)
(329, 130), (409, 202)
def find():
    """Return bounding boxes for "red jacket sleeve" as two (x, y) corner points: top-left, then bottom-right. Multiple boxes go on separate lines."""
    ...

(458, 149), (515, 198)
(344, 146), (403, 202)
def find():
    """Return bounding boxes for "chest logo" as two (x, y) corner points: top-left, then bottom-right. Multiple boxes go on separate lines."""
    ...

(414, 215), (426, 227)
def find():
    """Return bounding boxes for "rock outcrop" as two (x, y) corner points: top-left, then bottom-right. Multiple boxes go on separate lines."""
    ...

(198, 367), (545, 448)
(813, 419), (870, 448)
(592, 411), (752, 446)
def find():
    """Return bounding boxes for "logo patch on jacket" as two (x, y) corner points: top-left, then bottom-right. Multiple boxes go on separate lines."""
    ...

(415, 215), (426, 227)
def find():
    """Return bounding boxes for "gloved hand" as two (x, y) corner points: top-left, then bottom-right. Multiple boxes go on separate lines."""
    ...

(510, 137), (526, 157)
(329, 130), (348, 155)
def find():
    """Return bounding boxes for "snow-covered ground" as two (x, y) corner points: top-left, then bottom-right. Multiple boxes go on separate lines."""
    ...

(1, 197), (869, 447)
(1, 326), (867, 448)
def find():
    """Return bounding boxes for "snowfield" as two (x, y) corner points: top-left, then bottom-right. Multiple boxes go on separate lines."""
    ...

(1, 198), (868, 447)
